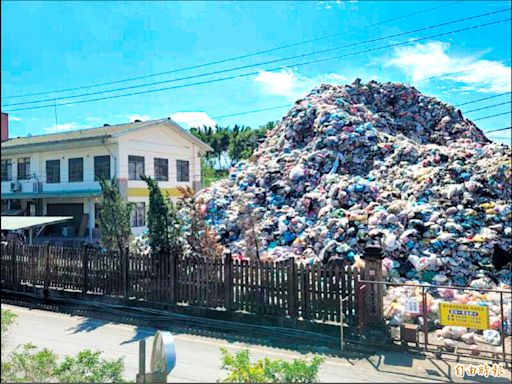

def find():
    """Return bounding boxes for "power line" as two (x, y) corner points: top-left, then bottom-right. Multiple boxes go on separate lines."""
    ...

(464, 100), (512, 114)
(6, 18), (510, 113)
(454, 91), (511, 107)
(472, 111), (511, 121)
(484, 126), (511, 134)
(3, 8), (509, 108)
(211, 100), (512, 123)
(213, 105), (291, 119)
(414, 59), (511, 83)
(1, 1), (461, 101)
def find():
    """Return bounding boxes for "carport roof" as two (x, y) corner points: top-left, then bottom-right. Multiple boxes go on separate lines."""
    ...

(1, 216), (73, 231)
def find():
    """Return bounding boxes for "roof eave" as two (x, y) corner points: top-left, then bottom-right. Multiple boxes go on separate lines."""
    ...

(1, 135), (114, 156)
(163, 119), (213, 153)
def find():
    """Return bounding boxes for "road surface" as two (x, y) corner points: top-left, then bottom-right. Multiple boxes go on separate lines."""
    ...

(2, 304), (508, 383)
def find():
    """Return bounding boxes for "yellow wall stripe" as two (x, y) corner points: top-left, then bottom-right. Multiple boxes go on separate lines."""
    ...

(127, 187), (187, 197)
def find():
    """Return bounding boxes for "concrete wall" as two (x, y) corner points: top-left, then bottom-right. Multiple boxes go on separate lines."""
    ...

(118, 122), (202, 203)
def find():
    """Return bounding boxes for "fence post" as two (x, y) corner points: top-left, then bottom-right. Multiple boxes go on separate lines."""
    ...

(11, 242), (17, 287)
(361, 245), (385, 332)
(122, 247), (129, 300)
(287, 258), (297, 319)
(43, 242), (51, 298)
(224, 251), (233, 311)
(82, 244), (89, 296)
(170, 252), (177, 305)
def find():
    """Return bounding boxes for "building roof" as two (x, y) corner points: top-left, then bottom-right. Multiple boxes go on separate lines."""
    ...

(1, 189), (102, 200)
(1, 118), (213, 152)
(1, 216), (73, 231)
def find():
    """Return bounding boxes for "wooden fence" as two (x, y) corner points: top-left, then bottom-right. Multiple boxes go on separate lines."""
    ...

(0, 242), (363, 326)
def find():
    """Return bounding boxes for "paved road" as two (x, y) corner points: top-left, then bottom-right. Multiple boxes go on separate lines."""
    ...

(2, 304), (508, 383)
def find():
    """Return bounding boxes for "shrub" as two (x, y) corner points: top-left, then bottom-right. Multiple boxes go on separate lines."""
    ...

(1, 309), (17, 357)
(1, 345), (125, 383)
(219, 348), (324, 383)
(0, 309), (126, 383)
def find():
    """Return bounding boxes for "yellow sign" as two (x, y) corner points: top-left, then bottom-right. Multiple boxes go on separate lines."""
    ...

(439, 302), (489, 330)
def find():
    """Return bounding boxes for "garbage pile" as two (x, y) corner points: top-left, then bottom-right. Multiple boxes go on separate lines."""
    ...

(181, 80), (512, 287)
(383, 283), (511, 352)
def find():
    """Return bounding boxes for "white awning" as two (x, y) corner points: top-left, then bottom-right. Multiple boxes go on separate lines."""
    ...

(1, 216), (73, 231)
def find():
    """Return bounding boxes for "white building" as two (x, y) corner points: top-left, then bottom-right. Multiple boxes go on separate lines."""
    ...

(1, 117), (212, 242)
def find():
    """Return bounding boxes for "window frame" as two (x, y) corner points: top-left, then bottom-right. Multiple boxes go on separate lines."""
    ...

(128, 155), (145, 180)
(17, 157), (31, 180)
(1, 159), (12, 182)
(130, 202), (145, 227)
(154, 158), (169, 181)
(68, 157), (84, 183)
(45, 159), (61, 184)
(176, 160), (190, 182)
(94, 155), (111, 181)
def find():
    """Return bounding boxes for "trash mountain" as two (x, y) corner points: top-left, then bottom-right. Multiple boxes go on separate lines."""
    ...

(183, 80), (512, 287)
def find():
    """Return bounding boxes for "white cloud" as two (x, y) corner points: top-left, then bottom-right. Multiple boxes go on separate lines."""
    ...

(318, 0), (357, 10)
(254, 69), (298, 99)
(387, 41), (511, 93)
(254, 69), (349, 100)
(9, 115), (22, 122)
(85, 117), (103, 123)
(170, 112), (217, 129)
(127, 114), (152, 122)
(44, 122), (82, 134)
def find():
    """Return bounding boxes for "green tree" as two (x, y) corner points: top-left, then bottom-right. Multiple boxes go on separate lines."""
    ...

(97, 178), (132, 255)
(228, 124), (270, 164)
(191, 121), (276, 169)
(219, 348), (324, 383)
(141, 175), (182, 257)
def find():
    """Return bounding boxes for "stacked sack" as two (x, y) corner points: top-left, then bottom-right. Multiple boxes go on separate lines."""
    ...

(181, 80), (511, 287)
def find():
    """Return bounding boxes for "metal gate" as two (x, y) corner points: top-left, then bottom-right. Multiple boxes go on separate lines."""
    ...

(356, 279), (511, 366)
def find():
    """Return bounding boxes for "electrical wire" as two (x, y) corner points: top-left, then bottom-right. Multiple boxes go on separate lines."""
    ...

(3, 8), (509, 108)
(472, 111), (511, 121)
(0, 1), (461, 100)
(5, 17), (510, 113)
(412, 59), (511, 83)
(483, 126), (512, 134)
(464, 100), (512, 114)
(454, 91), (511, 107)
(213, 105), (291, 119)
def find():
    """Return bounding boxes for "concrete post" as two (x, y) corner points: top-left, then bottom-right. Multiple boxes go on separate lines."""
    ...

(361, 245), (385, 330)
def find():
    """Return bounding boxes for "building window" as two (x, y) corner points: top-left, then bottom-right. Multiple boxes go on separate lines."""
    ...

(17, 157), (30, 180)
(130, 202), (145, 227)
(1, 200), (8, 213)
(94, 155), (110, 181)
(94, 203), (101, 228)
(129, 156), (145, 180)
(68, 158), (83, 182)
(46, 160), (60, 184)
(154, 158), (168, 181)
(1, 159), (12, 181)
(10, 200), (21, 210)
(176, 160), (189, 182)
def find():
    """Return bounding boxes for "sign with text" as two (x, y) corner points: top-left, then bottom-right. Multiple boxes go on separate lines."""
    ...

(405, 297), (420, 314)
(439, 302), (489, 330)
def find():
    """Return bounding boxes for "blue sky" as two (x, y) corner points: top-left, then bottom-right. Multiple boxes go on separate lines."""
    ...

(1, 1), (511, 144)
